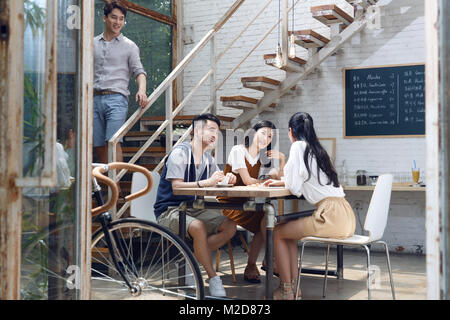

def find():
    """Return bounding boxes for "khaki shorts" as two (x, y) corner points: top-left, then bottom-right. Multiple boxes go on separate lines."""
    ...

(301, 197), (356, 239)
(157, 206), (226, 240)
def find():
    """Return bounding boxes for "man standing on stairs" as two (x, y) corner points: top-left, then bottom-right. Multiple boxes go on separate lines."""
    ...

(154, 113), (238, 297)
(93, 0), (148, 164)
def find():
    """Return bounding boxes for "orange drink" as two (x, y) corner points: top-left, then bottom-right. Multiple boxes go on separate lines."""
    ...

(412, 169), (420, 184)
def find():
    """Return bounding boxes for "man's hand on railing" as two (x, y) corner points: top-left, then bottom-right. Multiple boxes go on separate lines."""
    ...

(136, 89), (148, 108)
(136, 74), (148, 108)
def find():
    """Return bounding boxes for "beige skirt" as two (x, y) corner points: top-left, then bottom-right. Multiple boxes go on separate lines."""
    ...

(300, 197), (356, 239)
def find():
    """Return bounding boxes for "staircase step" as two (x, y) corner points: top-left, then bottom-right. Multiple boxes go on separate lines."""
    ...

(346, 0), (378, 9)
(137, 163), (158, 171)
(288, 30), (330, 48)
(125, 131), (158, 142)
(122, 146), (167, 158)
(220, 96), (277, 111)
(264, 54), (306, 72)
(241, 76), (280, 92)
(124, 130), (182, 143)
(241, 76), (296, 95)
(140, 115), (234, 129)
(92, 222), (102, 234)
(120, 181), (131, 191)
(92, 246), (109, 259)
(311, 4), (354, 25)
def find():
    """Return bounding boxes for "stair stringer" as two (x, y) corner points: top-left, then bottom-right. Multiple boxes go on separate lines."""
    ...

(232, 5), (381, 129)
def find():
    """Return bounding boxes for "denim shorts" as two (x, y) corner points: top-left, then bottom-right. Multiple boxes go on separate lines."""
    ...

(93, 94), (128, 147)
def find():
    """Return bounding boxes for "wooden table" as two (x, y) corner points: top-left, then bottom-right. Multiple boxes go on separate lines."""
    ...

(173, 185), (292, 198)
(173, 185), (291, 300)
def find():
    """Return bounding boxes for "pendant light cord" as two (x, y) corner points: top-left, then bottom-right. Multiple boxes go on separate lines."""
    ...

(292, 0), (295, 31)
(278, 0), (281, 46)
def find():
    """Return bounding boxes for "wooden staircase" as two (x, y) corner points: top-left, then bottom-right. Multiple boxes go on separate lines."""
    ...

(218, 1), (378, 129)
(288, 30), (330, 49)
(230, 0), (380, 129)
(220, 96), (277, 111)
(107, 0), (381, 218)
(310, 4), (354, 26)
(263, 53), (306, 72)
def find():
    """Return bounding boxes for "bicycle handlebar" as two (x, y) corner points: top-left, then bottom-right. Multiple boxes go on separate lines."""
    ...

(91, 162), (154, 217)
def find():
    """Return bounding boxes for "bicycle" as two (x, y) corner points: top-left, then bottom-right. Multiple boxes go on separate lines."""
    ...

(21, 162), (205, 300)
(90, 162), (205, 300)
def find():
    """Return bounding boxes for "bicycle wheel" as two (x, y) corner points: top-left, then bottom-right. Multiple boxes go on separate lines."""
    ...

(91, 218), (204, 300)
(21, 221), (76, 300)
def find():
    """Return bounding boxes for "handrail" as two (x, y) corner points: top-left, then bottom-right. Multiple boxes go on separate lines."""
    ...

(216, 0), (300, 91)
(109, 0), (246, 149)
(107, 0), (246, 202)
(215, 0), (274, 63)
(108, 0), (304, 217)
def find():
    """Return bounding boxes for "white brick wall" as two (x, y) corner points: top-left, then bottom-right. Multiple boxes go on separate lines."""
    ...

(182, 0), (426, 254)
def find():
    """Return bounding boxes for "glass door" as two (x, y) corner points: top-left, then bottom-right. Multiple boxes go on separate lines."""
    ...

(20, 0), (92, 300)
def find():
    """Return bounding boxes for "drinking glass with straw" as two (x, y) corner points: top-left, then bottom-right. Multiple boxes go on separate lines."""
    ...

(412, 160), (420, 185)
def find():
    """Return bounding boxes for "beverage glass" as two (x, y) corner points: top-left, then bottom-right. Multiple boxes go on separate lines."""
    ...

(411, 168), (420, 185)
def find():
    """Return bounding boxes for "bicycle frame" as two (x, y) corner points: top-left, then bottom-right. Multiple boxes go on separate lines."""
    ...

(92, 173), (140, 294)
(90, 162), (204, 300)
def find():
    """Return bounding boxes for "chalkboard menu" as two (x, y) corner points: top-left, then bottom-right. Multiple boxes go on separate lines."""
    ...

(344, 64), (425, 138)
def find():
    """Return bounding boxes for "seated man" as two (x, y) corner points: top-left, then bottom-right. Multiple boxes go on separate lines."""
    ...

(154, 113), (237, 297)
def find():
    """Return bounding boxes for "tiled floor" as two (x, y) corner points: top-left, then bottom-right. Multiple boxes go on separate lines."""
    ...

(209, 244), (427, 300)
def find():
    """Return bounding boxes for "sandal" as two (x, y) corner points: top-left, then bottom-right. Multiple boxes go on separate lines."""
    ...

(261, 262), (280, 278)
(273, 282), (294, 300)
(244, 264), (261, 283)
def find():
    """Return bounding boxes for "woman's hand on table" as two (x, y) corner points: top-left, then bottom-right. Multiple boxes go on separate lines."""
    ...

(206, 171), (236, 186)
(262, 179), (285, 187)
(206, 171), (225, 186)
(225, 172), (237, 185)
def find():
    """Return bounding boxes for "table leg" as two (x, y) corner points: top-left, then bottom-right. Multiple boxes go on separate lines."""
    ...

(337, 245), (344, 279)
(263, 203), (276, 300)
(179, 204), (187, 287)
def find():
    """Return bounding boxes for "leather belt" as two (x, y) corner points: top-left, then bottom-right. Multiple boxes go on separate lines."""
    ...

(94, 90), (121, 96)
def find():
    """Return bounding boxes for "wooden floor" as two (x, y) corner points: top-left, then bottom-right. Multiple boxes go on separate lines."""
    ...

(211, 244), (427, 300)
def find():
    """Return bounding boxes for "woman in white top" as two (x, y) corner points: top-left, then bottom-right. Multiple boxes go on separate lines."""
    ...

(217, 120), (285, 283)
(263, 112), (356, 300)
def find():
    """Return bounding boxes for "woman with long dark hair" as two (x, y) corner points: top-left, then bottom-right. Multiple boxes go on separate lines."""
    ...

(263, 112), (355, 300)
(218, 120), (285, 283)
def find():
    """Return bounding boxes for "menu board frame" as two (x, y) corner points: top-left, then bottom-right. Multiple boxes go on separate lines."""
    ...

(343, 63), (426, 139)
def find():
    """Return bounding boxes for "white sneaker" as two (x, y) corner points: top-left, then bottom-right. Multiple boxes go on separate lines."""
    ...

(208, 276), (227, 297)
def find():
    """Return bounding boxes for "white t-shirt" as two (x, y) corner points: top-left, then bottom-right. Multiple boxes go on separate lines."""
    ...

(282, 141), (345, 204)
(227, 145), (259, 173)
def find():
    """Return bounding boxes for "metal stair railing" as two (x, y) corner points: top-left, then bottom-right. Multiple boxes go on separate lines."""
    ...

(111, 0), (304, 218)
(110, 0), (375, 218)
(232, 1), (380, 128)
(108, 0), (246, 207)
(111, 0), (311, 218)
(110, 0), (253, 218)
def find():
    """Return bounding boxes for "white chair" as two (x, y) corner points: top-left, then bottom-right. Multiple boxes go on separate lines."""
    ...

(296, 174), (395, 300)
(130, 171), (160, 222)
